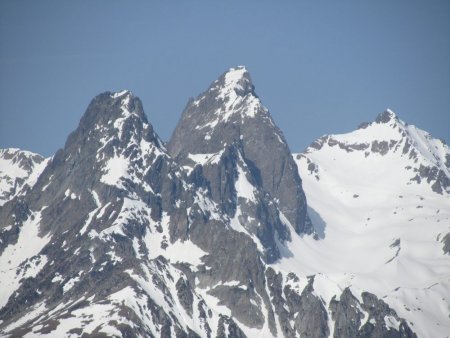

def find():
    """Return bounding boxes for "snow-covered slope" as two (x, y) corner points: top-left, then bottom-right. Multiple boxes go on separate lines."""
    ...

(285, 110), (450, 337)
(0, 148), (49, 206)
(0, 69), (442, 337)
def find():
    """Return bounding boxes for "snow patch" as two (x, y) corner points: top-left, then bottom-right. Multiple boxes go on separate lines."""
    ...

(0, 211), (50, 308)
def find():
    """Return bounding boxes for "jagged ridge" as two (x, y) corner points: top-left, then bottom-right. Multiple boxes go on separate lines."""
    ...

(0, 69), (440, 337)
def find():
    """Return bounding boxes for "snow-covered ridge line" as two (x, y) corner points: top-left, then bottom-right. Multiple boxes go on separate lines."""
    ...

(2, 68), (448, 337)
(289, 109), (450, 337)
(303, 110), (450, 194)
(0, 148), (49, 206)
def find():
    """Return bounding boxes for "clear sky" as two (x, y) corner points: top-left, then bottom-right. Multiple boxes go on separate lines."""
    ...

(1, 1), (449, 157)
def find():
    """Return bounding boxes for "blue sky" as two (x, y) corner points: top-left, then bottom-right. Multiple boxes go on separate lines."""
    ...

(1, 1), (449, 156)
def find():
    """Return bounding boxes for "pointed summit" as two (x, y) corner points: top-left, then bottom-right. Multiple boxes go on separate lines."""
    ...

(214, 66), (255, 97)
(65, 90), (160, 154)
(41, 90), (166, 208)
(169, 66), (273, 154)
(76, 90), (145, 136)
(168, 67), (313, 237)
(181, 65), (261, 129)
(375, 108), (398, 124)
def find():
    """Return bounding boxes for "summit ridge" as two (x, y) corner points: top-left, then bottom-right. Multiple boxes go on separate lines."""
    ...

(0, 68), (448, 337)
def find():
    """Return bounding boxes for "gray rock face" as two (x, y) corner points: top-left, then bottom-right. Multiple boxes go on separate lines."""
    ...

(371, 140), (390, 155)
(0, 74), (421, 337)
(186, 141), (291, 263)
(285, 277), (329, 338)
(265, 269), (332, 338)
(267, 269), (416, 338)
(0, 90), (231, 337)
(216, 315), (247, 338)
(330, 288), (416, 338)
(176, 277), (194, 316)
(375, 109), (396, 124)
(330, 288), (365, 338)
(0, 89), (277, 337)
(168, 66), (312, 236)
(410, 164), (450, 194)
(442, 233), (450, 254)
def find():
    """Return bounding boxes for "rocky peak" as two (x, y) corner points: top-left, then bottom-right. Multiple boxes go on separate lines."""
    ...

(26, 91), (168, 224)
(0, 83), (431, 337)
(375, 108), (398, 124)
(175, 66), (265, 139)
(358, 109), (399, 130)
(67, 90), (155, 148)
(61, 90), (164, 168)
(169, 67), (313, 237)
(80, 90), (144, 126)
(214, 66), (255, 97)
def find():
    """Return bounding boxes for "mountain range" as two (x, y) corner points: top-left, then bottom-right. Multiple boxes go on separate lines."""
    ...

(0, 66), (449, 338)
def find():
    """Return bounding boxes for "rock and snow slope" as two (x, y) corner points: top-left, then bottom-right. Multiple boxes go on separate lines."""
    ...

(168, 66), (312, 238)
(290, 110), (450, 337)
(0, 87), (271, 338)
(0, 68), (447, 337)
(0, 149), (49, 206)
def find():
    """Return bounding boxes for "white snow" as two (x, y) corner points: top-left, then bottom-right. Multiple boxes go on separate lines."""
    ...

(1, 225), (12, 232)
(79, 190), (102, 235)
(3, 301), (48, 333)
(111, 89), (129, 98)
(277, 112), (450, 337)
(99, 145), (161, 194)
(36, 297), (131, 337)
(188, 150), (224, 166)
(100, 154), (131, 189)
(98, 197), (148, 240)
(0, 149), (28, 179)
(98, 90), (166, 194)
(24, 157), (50, 190)
(193, 66), (267, 131)
(144, 211), (208, 268)
(384, 314), (401, 331)
(0, 149), (49, 206)
(0, 211), (51, 308)
(96, 202), (111, 219)
(107, 250), (123, 264)
(228, 206), (264, 253)
(52, 273), (63, 283)
(64, 188), (79, 200)
(235, 162), (256, 202)
(3, 108), (449, 336)
(62, 273), (82, 293)
(128, 260), (219, 337)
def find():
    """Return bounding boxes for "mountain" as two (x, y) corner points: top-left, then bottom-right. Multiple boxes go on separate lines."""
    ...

(0, 148), (49, 206)
(168, 67), (312, 263)
(0, 68), (446, 337)
(168, 66), (312, 237)
(291, 110), (450, 337)
(0, 87), (276, 337)
(1, 89), (266, 337)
